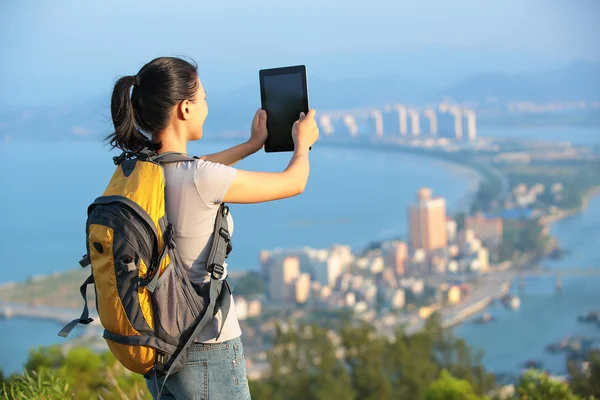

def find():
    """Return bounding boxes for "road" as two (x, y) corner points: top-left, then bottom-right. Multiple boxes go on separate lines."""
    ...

(375, 269), (517, 338)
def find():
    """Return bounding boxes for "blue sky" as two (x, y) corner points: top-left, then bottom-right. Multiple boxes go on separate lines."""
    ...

(1, 0), (599, 107)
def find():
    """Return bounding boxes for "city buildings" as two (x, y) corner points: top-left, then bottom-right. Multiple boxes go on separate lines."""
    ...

(465, 212), (504, 251)
(255, 188), (494, 342)
(268, 256), (300, 302)
(409, 188), (448, 252)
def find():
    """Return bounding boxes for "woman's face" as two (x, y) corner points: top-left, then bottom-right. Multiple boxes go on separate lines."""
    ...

(187, 76), (208, 141)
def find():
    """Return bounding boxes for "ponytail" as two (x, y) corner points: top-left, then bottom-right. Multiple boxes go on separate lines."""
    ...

(105, 57), (200, 153)
(107, 75), (149, 152)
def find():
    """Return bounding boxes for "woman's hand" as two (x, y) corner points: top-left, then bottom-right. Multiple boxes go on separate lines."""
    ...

(223, 109), (319, 204)
(292, 109), (319, 151)
(247, 108), (268, 152)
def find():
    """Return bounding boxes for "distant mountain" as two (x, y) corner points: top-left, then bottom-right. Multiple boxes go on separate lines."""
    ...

(433, 61), (600, 102)
(2, 54), (598, 142)
(202, 75), (437, 135)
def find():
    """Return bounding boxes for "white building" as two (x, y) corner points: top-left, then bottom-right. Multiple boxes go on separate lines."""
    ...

(392, 289), (406, 309)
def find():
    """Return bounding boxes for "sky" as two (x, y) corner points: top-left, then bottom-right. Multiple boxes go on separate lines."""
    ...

(1, 0), (599, 107)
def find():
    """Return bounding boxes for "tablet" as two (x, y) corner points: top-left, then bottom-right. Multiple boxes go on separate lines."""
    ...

(259, 65), (309, 152)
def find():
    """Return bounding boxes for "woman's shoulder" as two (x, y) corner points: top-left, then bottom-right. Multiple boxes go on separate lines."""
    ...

(192, 159), (237, 179)
(191, 160), (237, 205)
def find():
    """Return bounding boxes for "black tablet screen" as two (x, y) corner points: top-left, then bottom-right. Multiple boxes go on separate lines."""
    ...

(262, 70), (307, 152)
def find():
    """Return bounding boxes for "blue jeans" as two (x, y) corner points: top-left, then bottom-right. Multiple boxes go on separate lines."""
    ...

(146, 337), (252, 400)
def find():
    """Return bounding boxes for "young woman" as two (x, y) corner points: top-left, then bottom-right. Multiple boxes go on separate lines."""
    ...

(107, 56), (319, 399)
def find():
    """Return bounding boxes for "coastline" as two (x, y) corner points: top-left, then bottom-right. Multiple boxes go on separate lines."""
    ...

(446, 185), (600, 328)
(1, 139), (597, 338)
(540, 185), (600, 226)
(0, 140), (486, 334)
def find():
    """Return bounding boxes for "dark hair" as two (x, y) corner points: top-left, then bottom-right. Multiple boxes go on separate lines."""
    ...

(106, 56), (200, 152)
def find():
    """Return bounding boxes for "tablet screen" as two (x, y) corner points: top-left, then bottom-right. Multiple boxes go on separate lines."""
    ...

(260, 66), (308, 152)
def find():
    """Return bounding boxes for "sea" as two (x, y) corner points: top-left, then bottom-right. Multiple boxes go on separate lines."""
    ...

(1, 126), (599, 377)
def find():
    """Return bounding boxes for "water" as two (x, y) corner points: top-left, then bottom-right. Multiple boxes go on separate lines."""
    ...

(478, 126), (600, 146)
(0, 319), (75, 375)
(1, 133), (598, 377)
(1, 139), (479, 282)
(456, 194), (600, 376)
(0, 138), (479, 374)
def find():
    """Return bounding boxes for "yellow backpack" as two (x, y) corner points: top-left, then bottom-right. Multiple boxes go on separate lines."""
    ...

(59, 149), (233, 383)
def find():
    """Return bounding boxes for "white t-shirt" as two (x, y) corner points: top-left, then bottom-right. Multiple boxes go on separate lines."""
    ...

(162, 158), (242, 343)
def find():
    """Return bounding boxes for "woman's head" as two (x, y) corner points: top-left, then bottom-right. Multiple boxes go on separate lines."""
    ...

(106, 56), (208, 152)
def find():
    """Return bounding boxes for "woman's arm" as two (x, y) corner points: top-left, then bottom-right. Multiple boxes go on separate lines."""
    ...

(223, 147), (310, 203)
(223, 110), (319, 204)
(200, 141), (260, 166)
(201, 108), (267, 166)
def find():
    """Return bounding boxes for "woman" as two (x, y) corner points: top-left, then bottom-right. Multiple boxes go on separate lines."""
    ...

(106, 56), (319, 399)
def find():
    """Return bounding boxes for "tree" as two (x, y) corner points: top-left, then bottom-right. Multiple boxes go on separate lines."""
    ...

(517, 370), (581, 400)
(425, 369), (485, 400)
(231, 271), (267, 298)
(568, 350), (600, 399)
(426, 313), (495, 395)
(341, 323), (392, 400)
(267, 322), (356, 400)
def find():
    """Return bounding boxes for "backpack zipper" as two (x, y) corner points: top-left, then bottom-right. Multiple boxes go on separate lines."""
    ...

(96, 207), (157, 274)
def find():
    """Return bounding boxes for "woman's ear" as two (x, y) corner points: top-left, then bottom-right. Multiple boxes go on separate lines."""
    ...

(178, 99), (192, 120)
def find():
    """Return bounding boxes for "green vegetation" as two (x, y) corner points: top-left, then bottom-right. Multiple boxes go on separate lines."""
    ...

(516, 370), (583, 400)
(498, 218), (546, 262)
(1, 370), (72, 400)
(568, 350), (600, 399)
(1, 346), (150, 399)
(231, 271), (267, 299)
(502, 159), (600, 212)
(469, 164), (503, 214)
(1, 313), (598, 399)
(425, 370), (487, 400)
(0, 268), (90, 308)
(250, 313), (496, 400)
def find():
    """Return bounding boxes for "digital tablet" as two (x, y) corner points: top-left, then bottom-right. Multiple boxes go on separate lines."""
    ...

(259, 65), (309, 152)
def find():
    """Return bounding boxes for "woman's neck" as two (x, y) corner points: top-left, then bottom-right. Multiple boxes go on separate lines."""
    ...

(155, 129), (188, 154)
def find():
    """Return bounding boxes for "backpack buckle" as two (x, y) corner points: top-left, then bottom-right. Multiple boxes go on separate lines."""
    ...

(113, 152), (127, 165)
(219, 227), (230, 241)
(163, 224), (177, 249)
(79, 254), (91, 268)
(210, 264), (225, 280)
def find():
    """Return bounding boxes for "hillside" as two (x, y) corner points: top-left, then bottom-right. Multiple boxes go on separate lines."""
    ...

(2, 60), (599, 142)
(435, 61), (600, 102)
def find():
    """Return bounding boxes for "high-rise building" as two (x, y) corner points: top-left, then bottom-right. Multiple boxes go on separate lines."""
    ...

(446, 219), (457, 243)
(384, 241), (408, 276)
(409, 188), (448, 251)
(464, 109), (477, 140)
(313, 245), (353, 287)
(294, 273), (311, 304)
(269, 256), (300, 302)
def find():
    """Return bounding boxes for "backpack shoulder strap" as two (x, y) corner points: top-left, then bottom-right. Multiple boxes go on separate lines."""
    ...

(150, 152), (200, 165)
(154, 203), (233, 399)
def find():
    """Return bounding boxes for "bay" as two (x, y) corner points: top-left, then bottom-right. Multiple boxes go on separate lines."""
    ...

(0, 137), (479, 374)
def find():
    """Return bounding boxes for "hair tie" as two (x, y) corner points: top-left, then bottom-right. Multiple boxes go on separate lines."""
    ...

(133, 75), (140, 86)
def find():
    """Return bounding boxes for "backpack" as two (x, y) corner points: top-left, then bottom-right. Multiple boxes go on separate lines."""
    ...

(58, 149), (233, 385)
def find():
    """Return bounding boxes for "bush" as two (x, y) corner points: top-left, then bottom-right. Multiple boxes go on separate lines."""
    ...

(1, 370), (73, 400)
